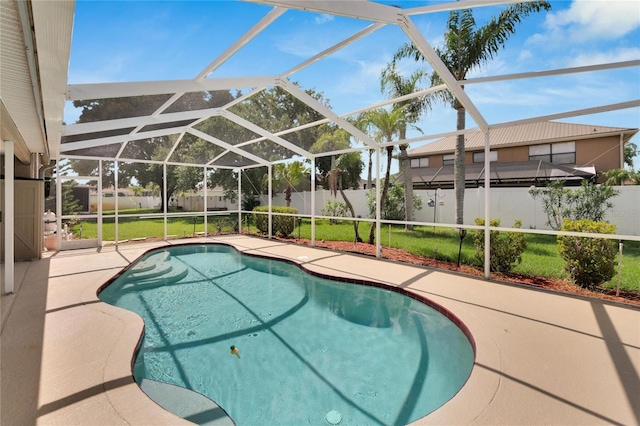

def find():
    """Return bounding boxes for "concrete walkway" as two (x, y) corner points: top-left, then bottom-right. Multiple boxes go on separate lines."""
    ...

(1, 235), (639, 425)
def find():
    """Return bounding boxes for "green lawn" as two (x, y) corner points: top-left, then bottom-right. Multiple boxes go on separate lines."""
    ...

(293, 219), (640, 292)
(71, 213), (640, 293)
(71, 214), (236, 241)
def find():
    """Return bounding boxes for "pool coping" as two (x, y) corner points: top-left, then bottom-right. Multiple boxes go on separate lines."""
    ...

(3, 234), (639, 425)
(96, 241), (481, 425)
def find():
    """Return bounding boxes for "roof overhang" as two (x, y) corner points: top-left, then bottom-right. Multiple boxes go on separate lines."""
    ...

(0, 0), (73, 164)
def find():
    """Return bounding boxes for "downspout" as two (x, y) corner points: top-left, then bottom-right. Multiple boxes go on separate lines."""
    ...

(620, 133), (624, 169)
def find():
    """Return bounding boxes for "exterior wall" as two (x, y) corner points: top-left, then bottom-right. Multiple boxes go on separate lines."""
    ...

(414, 135), (623, 179)
(575, 136), (621, 170)
(494, 145), (528, 163)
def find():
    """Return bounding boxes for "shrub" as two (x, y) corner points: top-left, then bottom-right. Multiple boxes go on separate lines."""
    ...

(252, 206), (298, 237)
(473, 218), (527, 273)
(321, 199), (349, 224)
(366, 181), (422, 220)
(558, 220), (617, 289)
(529, 180), (619, 230)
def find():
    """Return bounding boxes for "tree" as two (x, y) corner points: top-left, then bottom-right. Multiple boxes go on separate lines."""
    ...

(624, 141), (638, 170)
(393, 2), (551, 224)
(380, 63), (429, 230)
(69, 91), (235, 211)
(328, 152), (365, 242)
(360, 107), (407, 244)
(311, 128), (364, 241)
(366, 180), (423, 221)
(209, 84), (335, 198)
(602, 168), (639, 186)
(311, 127), (361, 190)
(529, 180), (619, 230)
(269, 161), (309, 207)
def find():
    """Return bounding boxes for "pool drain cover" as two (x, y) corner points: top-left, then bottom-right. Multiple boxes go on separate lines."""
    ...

(325, 410), (342, 424)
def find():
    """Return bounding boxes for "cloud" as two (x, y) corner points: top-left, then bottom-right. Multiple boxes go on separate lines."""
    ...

(275, 35), (331, 58)
(336, 58), (388, 96)
(567, 47), (640, 67)
(543, 0), (640, 43)
(314, 14), (334, 25)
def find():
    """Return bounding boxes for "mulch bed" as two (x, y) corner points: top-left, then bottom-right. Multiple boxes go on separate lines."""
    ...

(280, 236), (640, 307)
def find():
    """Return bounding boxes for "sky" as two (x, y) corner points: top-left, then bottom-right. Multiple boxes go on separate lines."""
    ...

(65, 0), (640, 170)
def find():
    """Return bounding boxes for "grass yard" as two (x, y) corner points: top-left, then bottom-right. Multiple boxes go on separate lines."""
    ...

(292, 219), (640, 293)
(70, 213), (640, 293)
(71, 214), (237, 241)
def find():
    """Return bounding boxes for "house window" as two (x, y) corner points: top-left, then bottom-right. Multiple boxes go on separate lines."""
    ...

(529, 142), (575, 164)
(472, 151), (497, 163)
(410, 158), (429, 168)
(443, 154), (455, 165)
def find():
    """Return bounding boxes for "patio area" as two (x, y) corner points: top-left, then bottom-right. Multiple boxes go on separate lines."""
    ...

(1, 235), (639, 425)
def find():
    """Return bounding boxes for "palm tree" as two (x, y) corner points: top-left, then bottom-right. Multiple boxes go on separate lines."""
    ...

(393, 2), (551, 224)
(380, 63), (430, 230)
(271, 161), (309, 207)
(360, 107), (407, 244)
(310, 129), (364, 241)
(624, 142), (638, 170)
(328, 152), (365, 242)
(602, 168), (640, 186)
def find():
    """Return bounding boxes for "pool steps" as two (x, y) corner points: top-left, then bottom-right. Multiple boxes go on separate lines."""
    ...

(123, 251), (189, 285)
(138, 378), (234, 425)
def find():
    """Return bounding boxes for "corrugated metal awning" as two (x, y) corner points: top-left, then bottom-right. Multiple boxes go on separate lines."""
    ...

(412, 160), (596, 189)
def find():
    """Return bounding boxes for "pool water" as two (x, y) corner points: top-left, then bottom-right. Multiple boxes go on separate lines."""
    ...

(99, 244), (474, 425)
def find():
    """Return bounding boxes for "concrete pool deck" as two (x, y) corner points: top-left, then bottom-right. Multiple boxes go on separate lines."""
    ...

(1, 235), (639, 425)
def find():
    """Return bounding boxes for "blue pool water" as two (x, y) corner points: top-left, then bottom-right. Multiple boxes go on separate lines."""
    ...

(99, 244), (474, 425)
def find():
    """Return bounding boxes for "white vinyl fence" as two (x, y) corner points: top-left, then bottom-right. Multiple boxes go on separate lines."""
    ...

(269, 186), (640, 236)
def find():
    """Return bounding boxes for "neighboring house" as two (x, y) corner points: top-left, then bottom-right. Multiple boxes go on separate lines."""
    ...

(407, 121), (638, 189)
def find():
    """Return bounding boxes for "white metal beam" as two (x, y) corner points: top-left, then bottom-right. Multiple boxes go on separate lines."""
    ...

(489, 100), (640, 130)
(188, 128), (269, 165)
(60, 127), (185, 152)
(195, 7), (287, 81)
(399, 15), (489, 132)
(282, 22), (385, 77)
(344, 84), (448, 117)
(67, 76), (277, 101)
(206, 149), (231, 167)
(63, 108), (223, 136)
(163, 132), (187, 162)
(464, 60), (640, 86)
(406, 0), (525, 16)
(278, 79), (379, 149)
(253, 0), (402, 25)
(221, 110), (312, 159)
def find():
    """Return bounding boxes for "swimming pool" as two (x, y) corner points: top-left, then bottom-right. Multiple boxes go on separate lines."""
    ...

(99, 244), (475, 425)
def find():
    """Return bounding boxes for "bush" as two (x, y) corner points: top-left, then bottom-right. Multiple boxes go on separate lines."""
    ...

(473, 218), (527, 273)
(366, 181), (422, 220)
(321, 199), (349, 224)
(558, 220), (617, 289)
(252, 206), (298, 237)
(529, 180), (619, 230)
